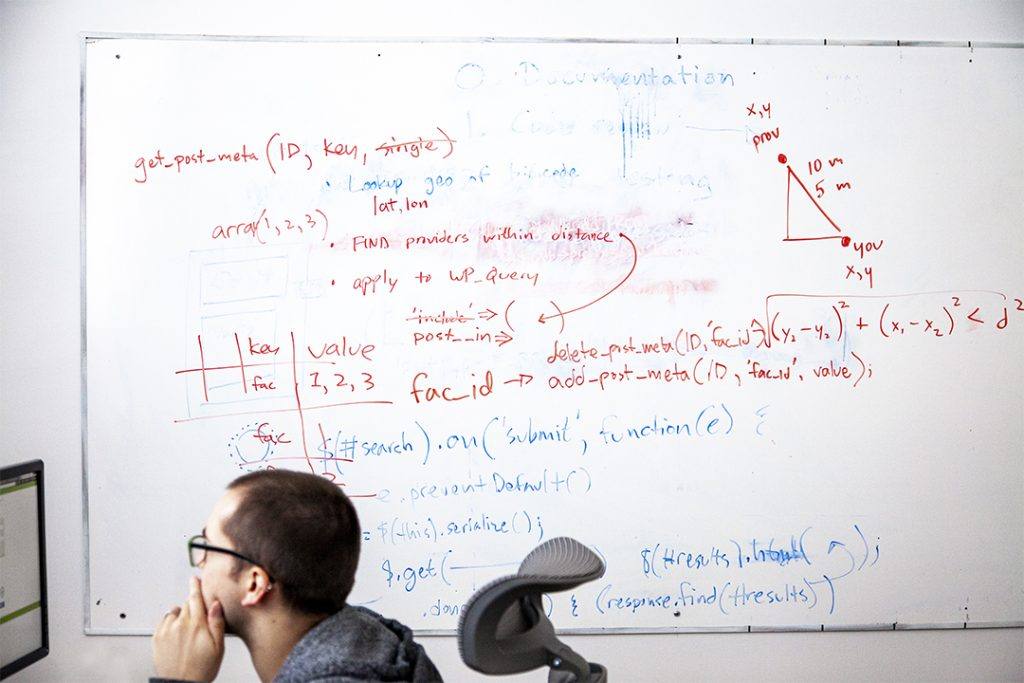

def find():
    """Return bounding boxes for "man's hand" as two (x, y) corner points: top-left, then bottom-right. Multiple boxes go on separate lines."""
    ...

(152, 576), (226, 682)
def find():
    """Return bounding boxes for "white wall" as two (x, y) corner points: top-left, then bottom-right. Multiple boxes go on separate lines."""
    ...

(1, 1), (1021, 680)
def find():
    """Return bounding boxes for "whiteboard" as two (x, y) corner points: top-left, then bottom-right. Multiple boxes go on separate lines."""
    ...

(83, 36), (1024, 634)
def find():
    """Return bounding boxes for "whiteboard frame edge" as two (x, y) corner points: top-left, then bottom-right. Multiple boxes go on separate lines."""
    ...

(85, 622), (1024, 636)
(78, 32), (1024, 48)
(79, 32), (92, 635)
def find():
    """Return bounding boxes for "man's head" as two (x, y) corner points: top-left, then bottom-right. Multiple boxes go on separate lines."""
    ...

(195, 469), (361, 635)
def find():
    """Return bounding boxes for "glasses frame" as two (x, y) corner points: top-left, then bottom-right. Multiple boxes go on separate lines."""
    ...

(187, 534), (275, 582)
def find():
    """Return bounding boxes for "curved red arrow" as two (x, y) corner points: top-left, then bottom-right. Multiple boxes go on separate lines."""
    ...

(539, 233), (638, 324)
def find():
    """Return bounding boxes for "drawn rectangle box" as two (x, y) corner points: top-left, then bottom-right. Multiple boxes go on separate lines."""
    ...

(199, 256), (288, 305)
(191, 309), (282, 407)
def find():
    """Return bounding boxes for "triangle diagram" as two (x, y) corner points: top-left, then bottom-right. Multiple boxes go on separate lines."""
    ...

(785, 166), (845, 242)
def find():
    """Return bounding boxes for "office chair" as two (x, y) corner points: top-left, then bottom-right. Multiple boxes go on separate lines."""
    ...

(457, 537), (608, 683)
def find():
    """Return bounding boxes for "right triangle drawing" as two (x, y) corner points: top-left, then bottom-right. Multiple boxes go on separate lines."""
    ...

(784, 163), (845, 242)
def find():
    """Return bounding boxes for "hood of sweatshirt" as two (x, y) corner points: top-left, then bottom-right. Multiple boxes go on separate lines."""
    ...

(274, 605), (442, 682)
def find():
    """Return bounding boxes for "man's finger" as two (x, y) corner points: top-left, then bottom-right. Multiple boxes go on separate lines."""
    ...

(207, 600), (226, 643)
(178, 596), (191, 622)
(187, 575), (207, 625)
(156, 606), (179, 635)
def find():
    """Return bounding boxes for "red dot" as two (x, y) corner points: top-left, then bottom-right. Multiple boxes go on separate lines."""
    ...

(777, 153), (787, 164)
(841, 236), (851, 247)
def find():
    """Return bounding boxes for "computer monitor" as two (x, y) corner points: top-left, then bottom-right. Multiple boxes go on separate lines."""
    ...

(0, 460), (48, 679)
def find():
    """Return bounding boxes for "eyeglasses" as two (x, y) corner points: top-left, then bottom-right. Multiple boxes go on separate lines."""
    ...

(187, 534), (275, 582)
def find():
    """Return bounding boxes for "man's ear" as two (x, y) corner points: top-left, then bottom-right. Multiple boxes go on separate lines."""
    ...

(240, 566), (274, 607)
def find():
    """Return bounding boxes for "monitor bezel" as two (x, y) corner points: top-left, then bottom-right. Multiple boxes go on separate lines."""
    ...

(0, 459), (49, 680)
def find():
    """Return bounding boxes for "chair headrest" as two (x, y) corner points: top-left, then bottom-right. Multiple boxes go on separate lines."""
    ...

(518, 536), (605, 587)
(457, 537), (605, 676)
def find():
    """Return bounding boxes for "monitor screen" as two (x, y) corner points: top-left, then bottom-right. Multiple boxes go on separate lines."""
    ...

(0, 460), (48, 679)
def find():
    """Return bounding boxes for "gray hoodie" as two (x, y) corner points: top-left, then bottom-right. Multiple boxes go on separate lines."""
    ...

(274, 606), (442, 683)
(152, 606), (442, 683)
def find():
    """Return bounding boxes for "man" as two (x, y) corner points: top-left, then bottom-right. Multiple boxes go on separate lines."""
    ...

(152, 469), (442, 682)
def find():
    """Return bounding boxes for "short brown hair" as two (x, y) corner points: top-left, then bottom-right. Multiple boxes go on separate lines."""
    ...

(223, 469), (361, 615)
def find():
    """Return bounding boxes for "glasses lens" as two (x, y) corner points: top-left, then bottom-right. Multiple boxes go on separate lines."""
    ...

(188, 536), (206, 567)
